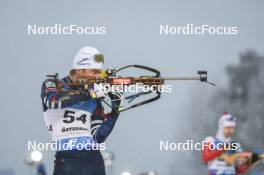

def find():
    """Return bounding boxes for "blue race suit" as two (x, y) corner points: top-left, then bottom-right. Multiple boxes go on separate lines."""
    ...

(41, 76), (119, 175)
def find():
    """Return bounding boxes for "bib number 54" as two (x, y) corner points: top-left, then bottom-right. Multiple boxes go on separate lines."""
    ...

(63, 110), (87, 124)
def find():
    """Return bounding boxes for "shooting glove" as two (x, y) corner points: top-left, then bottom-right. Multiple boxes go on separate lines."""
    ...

(108, 91), (124, 119)
(251, 152), (261, 164)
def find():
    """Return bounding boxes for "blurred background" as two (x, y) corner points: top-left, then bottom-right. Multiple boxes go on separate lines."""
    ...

(0, 0), (263, 174)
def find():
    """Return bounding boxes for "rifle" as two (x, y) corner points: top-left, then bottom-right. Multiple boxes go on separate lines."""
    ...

(219, 152), (264, 165)
(47, 65), (215, 112)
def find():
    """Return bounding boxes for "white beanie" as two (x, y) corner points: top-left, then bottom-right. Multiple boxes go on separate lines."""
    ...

(72, 46), (104, 70)
(218, 112), (236, 128)
(216, 112), (236, 142)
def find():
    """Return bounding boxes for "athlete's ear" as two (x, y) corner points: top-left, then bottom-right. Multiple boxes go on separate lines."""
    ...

(75, 69), (84, 75)
(69, 69), (76, 75)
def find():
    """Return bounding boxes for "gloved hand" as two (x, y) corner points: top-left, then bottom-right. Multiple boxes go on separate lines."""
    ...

(89, 84), (108, 99)
(108, 91), (124, 112)
(251, 152), (261, 164)
(107, 91), (124, 120)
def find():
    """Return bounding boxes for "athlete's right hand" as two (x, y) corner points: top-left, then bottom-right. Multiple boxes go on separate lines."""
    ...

(219, 153), (240, 165)
(89, 84), (108, 99)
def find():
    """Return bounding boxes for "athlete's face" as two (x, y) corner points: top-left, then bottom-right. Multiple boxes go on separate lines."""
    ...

(76, 69), (102, 78)
(223, 126), (235, 138)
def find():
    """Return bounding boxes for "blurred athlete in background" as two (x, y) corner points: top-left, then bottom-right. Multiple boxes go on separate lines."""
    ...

(202, 112), (263, 175)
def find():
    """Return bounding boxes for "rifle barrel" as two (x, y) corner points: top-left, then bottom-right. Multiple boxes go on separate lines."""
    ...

(161, 77), (201, 80)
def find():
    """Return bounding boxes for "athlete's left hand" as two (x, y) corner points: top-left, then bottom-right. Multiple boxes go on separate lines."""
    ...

(108, 91), (124, 111)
